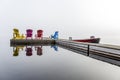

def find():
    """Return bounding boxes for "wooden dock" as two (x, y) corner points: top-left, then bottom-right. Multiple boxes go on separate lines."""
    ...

(56, 39), (120, 66)
(10, 39), (55, 46)
(10, 38), (120, 66)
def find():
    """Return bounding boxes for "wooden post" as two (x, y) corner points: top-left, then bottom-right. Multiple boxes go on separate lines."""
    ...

(87, 45), (90, 56)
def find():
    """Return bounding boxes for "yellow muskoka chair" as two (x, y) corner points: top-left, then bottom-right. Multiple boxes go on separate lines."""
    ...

(13, 28), (25, 39)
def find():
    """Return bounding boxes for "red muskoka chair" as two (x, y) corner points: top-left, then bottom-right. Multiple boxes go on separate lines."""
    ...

(35, 30), (43, 39)
(26, 29), (33, 39)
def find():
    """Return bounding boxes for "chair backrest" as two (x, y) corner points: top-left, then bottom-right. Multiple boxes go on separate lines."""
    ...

(37, 30), (43, 33)
(54, 31), (58, 35)
(26, 29), (33, 37)
(13, 28), (21, 39)
(53, 31), (58, 39)
(26, 29), (33, 34)
(37, 30), (43, 37)
(13, 28), (19, 34)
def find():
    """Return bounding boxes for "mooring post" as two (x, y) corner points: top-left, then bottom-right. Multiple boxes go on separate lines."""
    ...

(87, 45), (90, 56)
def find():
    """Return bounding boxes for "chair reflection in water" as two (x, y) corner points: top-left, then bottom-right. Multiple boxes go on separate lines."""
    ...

(13, 28), (25, 39)
(25, 46), (33, 56)
(13, 46), (24, 56)
(35, 46), (42, 56)
(51, 31), (59, 39)
(26, 29), (33, 39)
(51, 45), (58, 51)
(35, 29), (43, 39)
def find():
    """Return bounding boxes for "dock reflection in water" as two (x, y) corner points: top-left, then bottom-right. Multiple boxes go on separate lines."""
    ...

(58, 45), (120, 67)
(12, 44), (120, 67)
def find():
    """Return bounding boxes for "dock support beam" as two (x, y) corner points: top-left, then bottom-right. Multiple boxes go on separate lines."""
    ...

(87, 45), (90, 56)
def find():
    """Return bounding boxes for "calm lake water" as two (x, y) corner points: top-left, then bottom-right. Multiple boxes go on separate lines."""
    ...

(0, 39), (120, 80)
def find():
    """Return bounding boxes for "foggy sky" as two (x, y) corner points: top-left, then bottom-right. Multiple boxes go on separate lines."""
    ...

(1, 0), (120, 45)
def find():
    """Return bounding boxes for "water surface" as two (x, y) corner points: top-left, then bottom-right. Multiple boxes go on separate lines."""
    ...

(0, 40), (120, 80)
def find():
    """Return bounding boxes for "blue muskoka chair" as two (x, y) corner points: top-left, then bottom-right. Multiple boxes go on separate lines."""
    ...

(51, 31), (59, 39)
